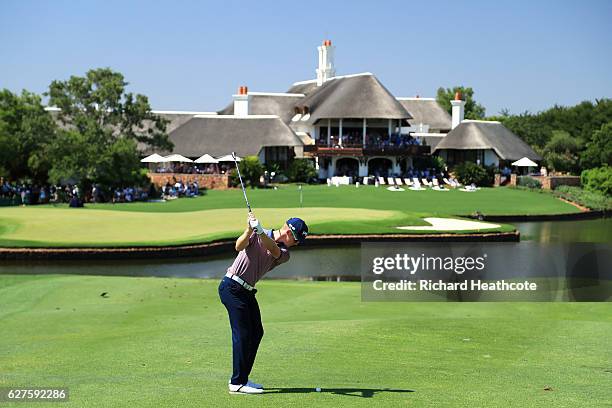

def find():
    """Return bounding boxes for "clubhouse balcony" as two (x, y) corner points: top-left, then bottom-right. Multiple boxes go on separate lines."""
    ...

(303, 142), (430, 158)
(303, 118), (431, 158)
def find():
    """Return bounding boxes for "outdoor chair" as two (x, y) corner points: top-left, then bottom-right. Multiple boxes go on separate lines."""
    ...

(432, 178), (448, 191)
(410, 178), (424, 190)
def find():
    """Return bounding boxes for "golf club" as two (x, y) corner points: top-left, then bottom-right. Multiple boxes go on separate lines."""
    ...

(231, 151), (251, 213)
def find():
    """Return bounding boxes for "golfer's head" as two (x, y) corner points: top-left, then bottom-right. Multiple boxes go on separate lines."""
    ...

(279, 217), (308, 247)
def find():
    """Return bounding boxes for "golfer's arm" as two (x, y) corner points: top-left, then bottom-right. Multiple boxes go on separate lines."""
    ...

(259, 233), (281, 259)
(235, 228), (251, 251)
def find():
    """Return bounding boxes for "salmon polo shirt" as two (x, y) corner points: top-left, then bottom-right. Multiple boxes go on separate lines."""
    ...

(227, 229), (290, 286)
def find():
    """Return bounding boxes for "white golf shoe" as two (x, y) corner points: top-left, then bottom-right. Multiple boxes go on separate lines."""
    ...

(246, 380), (263, 389)
(228, 383), (263, 395)
(228, 379), (263, 390)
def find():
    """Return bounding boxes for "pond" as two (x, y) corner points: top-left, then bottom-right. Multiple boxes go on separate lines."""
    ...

(1, 218), (610, 280)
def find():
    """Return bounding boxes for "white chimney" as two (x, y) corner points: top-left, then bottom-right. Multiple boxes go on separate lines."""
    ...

(233, 86), (250, 116)
(450, 91), (465, 129)
(316, 40), (336, 86)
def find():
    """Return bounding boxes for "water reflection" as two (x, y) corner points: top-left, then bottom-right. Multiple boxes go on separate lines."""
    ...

(515, 218), (611, 243)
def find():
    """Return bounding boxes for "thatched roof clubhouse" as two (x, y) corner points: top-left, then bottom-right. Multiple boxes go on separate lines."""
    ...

(144, 40), (539, 179)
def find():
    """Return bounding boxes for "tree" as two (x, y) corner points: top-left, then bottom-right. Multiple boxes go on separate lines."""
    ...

(0, 89), (57, 183)
(487, 111), (553, 148)
(543, 130), (581, 174)
(45, 131), (148, 190)
(436, 86), (486, 119)
(44, 68), (172, 189)
(489, 98), (612, 161)
(238, 156), (264, 188)
(580, 122), (612, 169)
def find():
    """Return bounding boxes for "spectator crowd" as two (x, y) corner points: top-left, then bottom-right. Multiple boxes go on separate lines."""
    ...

(153, 163), (232, 174)
(320, 132), (423, 148)
(0, 177), (202, 207)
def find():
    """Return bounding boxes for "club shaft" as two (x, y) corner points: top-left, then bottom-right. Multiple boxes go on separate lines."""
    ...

(232, 152), (251, 212)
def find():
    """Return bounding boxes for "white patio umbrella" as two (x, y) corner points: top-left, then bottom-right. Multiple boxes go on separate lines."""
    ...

(164, 154), (193, 163)
(216, 154), (241, 162)
(140, 153), (166, 163)
(194, 154), (219, 163)
(511, 157), (538, 167)
(511, 157), (538, 176)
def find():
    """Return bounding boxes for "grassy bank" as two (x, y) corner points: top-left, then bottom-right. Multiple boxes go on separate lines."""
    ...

(0, 274), (610, 407)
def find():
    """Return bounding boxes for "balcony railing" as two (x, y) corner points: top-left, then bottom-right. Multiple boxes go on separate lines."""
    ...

(304, 144), (430, 156)
(363, 145), (430, 155)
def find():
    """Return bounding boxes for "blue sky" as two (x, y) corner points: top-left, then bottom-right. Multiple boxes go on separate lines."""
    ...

(1, 0), (610, 115)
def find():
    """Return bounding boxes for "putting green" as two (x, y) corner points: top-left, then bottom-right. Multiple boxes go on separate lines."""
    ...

(0, 274), (609, 407)
(0, 207), (412, 247)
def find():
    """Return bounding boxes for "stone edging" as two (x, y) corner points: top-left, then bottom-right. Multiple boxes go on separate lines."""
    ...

(0, 231), (519, 261)
(467, 209), (609, 222)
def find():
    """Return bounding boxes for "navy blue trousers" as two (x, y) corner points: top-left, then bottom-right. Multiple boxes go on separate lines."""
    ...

(218, 276), (264, 385)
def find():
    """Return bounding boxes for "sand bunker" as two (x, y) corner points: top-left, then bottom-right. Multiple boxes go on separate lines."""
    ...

(397, 217), (501, 231)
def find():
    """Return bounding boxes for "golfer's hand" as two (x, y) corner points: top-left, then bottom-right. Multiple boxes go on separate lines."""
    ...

(247, 213), (254, 233)
(248, 213), (264, 235)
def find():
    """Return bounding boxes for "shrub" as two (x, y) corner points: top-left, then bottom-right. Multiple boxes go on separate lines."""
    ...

(264, 162), (285, 181)
(553, 185), (612, 210)
(484, 164), (497, 185)
(454, 162), (491, 186)
(581, 166), (612, 196)
(227, 168), (239, 188)
(517, 176), (542, 189)
(431, 156), (446, 172)
(238, 156), (264, 188)
(287, 159), (317, 183)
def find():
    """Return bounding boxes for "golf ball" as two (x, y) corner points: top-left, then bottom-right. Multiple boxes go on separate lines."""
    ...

(315, 387), (321, 392)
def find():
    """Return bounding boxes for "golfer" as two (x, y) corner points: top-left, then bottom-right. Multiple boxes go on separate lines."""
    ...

(219, 212), (308, 395)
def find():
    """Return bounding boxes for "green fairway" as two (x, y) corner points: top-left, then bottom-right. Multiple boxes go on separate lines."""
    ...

(0, 185), (576, 247)
(84, 185), (579, 215)
(0, 274), (610, 407)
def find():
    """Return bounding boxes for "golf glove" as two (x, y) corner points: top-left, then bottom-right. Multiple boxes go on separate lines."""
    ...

(249, 218), (265, 235)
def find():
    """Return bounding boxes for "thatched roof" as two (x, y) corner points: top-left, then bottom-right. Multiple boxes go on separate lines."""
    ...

(433, 120), (542, 161)
(294, 73), (413, 123)
(162, 115), (303, 157)
(217, 94), (305, 123)
(396, 98), (451, 131)
(286, 80), (319, 95)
